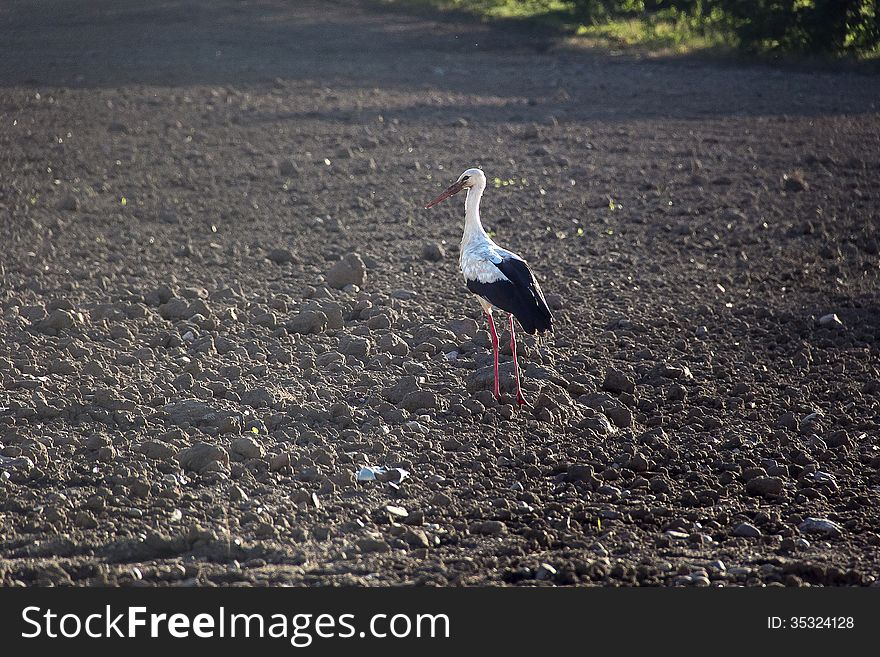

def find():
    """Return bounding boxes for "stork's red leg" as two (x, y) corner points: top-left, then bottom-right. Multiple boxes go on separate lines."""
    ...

(486, 311), (501, 401)
(509, 314), (526, 406)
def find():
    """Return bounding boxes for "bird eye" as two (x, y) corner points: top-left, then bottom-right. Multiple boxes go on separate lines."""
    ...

(462, 175), (470, 181)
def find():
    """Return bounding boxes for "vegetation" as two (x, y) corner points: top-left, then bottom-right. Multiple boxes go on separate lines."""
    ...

(390, 0), (880, 58)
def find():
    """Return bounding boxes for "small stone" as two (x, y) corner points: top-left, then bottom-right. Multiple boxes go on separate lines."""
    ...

(84, 495), (106, 512)
(74, 511), (99, 529)
(377, 333), (409, 356)
(535, 563), (557, 581)
(385, 505), (408, 519)
(140, 441), (177, 461)
(597, 484), (621, 499)
(626, 453), (648, 472)
(57, 193), (79, 211)
(398, 390), (438, 412)
(228, 485), (248, 502)
(157, 298), (192, 321)
(253, 311), (277, 329)
(230, 436), (263, 460)
(267, 248), (296, 264)
(649, 477), (670, 493)
(269, 452), (291, 471)
(798, 517), (843, 537)
(431, 492), (452, 507)
(818, 313), (844, 329)
(544, 293), (564, 310)
(34, 309), (82, 334)
(325, 253), (367, 289)
(421, 242), (445, 262)
(746, 476), (784, 498)
(777, 412), (799, 432)
(357, 537), (391, 553)
(163, 399), (235, 430)
(447, 318), (478, 338)
(732, 522), (762, 538)
(564, 464), (595, 483)
(382, 376), (422, 404)
(603, 368), (635, 394)
(177, 442), (229, 473)
(287, 310), (327, 334)
(605, 404), (632, 428)
(0, 455), (34, 472)
(339, 335), (371, 358)
(470, 520), (507, 536)
(278, 158), (299, 176)
(402, 529), (430, 548)
(782, 171), (808, 192)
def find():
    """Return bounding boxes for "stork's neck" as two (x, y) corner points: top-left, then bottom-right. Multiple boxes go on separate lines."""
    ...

(462, 182), (487, 244)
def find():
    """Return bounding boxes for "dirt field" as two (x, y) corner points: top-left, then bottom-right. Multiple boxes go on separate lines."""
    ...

(1, 0), (879, 587)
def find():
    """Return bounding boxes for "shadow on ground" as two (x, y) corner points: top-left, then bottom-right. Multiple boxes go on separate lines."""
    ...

(1, 0), (878, 123)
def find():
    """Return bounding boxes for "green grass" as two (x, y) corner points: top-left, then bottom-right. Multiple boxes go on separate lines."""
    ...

(383, 0), (879, 61)
(384, 0), (732, 56)
(573, 14), (730, 55)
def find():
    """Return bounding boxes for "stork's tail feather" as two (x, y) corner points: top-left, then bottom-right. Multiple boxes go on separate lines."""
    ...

(514, 303), (553, 336)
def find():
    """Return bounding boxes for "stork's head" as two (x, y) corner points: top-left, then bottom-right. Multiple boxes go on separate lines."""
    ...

(424, 168), (485, 209)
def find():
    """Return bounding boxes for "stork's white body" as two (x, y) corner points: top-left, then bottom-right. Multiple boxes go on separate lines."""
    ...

(458, 171), (524, 310)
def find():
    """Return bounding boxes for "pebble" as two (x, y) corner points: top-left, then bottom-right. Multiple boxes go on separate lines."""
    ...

(776, 412), (799, 431)
(431, 492), (452, 507)
(57, 193), (79, 211)
(603, 368), (635, 394)
(0, 455), (34, 472)
(382, 376), (422, 404)
(177, 442), (230, 474)
(325, 252), (367, 289)
(398, 390), (438, 412)
(402, 528), (430, 548)
(606, 404), (633, 428)
(564, 463), (595, 483)
(421, 242), (446, 262)
(782, 171), (808, 192)
(470, 520), (507, 536)
(732, 522), (762, 538)
(818, 313), (844, 329)
(357, 537), (391, 553)
(230, 436), (263, 459)
(157, 298), (193, 321)
(74, 511), (99, 529)
(798, 517), (843, 537)
(33, 309), (82, 334)
(267, 248), (296, 264)
(535, 563), (557, 581)
(278, 158), (299, 176)
(385, 505), (408, 518)
(287, 309), (327, 334)
(745, 476), (784, 498)
(253, 311), (277, 329)
(228, 484), (248, 502)
(339, 335), (371, 358)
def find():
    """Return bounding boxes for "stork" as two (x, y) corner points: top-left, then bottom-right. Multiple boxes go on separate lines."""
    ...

(425, 168), (553, 406)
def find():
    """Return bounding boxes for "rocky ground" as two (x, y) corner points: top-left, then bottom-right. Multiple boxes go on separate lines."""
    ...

(1, 0), (879, 587)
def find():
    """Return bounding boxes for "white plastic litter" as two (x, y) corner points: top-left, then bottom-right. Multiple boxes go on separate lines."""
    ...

(356, 466), (410, 485)
(357, 466), (385, 481)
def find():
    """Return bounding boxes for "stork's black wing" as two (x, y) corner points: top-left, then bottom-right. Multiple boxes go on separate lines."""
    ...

(465, 256), (553, 335)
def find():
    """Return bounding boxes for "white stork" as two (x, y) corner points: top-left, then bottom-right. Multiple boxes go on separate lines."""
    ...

(425, 168), (553, 406)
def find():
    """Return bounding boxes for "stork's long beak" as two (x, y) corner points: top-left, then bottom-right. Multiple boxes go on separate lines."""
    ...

(424, 179), (467, 209)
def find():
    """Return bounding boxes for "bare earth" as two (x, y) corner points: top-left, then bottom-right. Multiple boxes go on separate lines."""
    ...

(1, 0), (879, 587)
